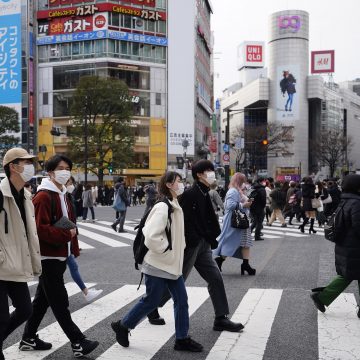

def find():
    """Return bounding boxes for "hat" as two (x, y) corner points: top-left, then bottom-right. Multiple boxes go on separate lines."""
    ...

(3, 148), (36, 167)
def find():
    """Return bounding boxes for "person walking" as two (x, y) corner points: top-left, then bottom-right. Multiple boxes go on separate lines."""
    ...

(249, 177), (267, 241)
(283, 181), (297, 225)
(214, 173), (255, 274)
(209, 182), (224, 221)
(315, 181), (329, 227)
(299, 177), (317, 234)
(153, 160), (244, 332)
(310, 175), (360, 318)
(143, 180), (158, 214)
(0, 148), (42, 360)
(20, 155), (99, 358)
(81, 184), (96, 222)
(324, 180), (341, 217)
(111, 171), (203, 352)
(73, 183), (83, 219)
(267, 181), (287, 227)
(111, 178), (129, 233)
(66, 177), (103, 302)
(265, 180), (273, 223)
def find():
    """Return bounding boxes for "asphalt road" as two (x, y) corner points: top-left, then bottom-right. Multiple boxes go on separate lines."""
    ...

(3, 205), (360, 360)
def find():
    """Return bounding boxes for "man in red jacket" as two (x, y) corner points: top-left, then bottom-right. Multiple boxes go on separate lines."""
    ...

(20, 155), (99, 358)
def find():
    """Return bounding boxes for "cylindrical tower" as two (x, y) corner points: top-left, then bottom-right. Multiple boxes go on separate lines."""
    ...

(267, 10), (309, 178)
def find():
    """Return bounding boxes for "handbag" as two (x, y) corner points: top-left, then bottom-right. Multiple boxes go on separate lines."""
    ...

(322, 193), (332, 204)
(311, 198), (322, 209)
(231, 204), (249, 229)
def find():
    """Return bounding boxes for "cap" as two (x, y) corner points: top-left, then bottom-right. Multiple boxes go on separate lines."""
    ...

(3, 148), (36, 167)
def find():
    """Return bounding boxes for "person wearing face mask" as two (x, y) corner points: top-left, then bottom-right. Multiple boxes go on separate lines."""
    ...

(0, 148), (41, 360)
(20, 155), (99, 358)
(153, 160), (244, 333)
(111, 171), (203, 352)
(65, 177), (103, 303)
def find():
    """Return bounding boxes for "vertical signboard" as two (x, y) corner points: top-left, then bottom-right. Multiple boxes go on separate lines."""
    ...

(311, 50), (335, 74)
(277, 64), (300, 121)
(0, 0), (22, 121)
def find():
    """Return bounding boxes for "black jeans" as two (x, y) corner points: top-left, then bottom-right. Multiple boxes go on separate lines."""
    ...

(114, 210), (127, 230)
(251, 210), (265, 239)
(0, 281), (32, 353)
(23, 260), (84, 344)
(159, 238), (229, 317)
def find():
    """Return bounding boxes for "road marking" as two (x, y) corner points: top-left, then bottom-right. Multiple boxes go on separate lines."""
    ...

(79, 222), (135, 241)
(96, 221), (137, 239)
(4, 285), (146, 360)
(9, 282), (96, 313)
(98, 287), (209, 360)
(260, 229), (307, 238)
(251, 233), (280, 239)
(318, 293), (360, 360)
(77, 227), (130, 247)
(206, 288), (283, 360)
(77, 240), (95, 249)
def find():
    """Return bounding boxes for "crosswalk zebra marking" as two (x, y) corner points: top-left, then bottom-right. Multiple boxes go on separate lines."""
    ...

(98, 287), (209, 360)
(79, 222), (136, 241)
(78, 240), (95, 249)
(77, 227), (130, 248)
(206, 289), (283, 360)
(96, 221), (136, 241)
(8, 282), (96, 314)
(4, 285), (146, 359)
(318, 293), (360, 360)
(260, 229), (307, 238)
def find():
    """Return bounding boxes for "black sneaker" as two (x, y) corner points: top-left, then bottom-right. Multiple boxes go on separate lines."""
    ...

(147, 308), (166, 325)
(71, 339), (99, 358)
(357, 306), (360, 319)
(111, 223), (117, 232)
(174, 337), (203, 352)
(310, 292), (326, 313)
(0, 351), (4, 360)
(19, 334), (52, 351)
(213, 316), (244, 332)
(111, 321), (130, 347)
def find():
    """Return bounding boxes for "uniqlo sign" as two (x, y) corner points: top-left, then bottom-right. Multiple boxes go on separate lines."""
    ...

(311, 50), (335, 74)
(246, 45), (262, 62)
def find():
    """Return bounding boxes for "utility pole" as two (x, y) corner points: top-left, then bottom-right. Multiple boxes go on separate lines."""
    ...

(224, 109), (230, 189)
(84, 98), (88, 185)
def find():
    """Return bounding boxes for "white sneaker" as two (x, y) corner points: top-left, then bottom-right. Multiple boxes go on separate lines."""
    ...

(84, 288), (103, 302)
(92, 219), (98, 223)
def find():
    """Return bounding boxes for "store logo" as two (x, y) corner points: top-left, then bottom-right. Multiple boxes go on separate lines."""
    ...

(278, 15), (301, 32)
(94, 14), (106, 28)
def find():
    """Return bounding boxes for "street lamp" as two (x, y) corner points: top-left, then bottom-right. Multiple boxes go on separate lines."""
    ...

(182, 138), (189, 180)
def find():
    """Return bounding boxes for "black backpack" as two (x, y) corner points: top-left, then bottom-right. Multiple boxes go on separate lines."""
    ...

(0, 190), (9, 234)
(324, 200), (347, 243)
(133, 198), (173, 270)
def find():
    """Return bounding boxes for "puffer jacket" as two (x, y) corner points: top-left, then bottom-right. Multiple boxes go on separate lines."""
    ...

(0, 177), (41, 282)
(335, 193), (360, 280)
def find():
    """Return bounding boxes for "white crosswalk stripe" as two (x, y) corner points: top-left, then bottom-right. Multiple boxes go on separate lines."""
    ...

(4, 284), (360, 359)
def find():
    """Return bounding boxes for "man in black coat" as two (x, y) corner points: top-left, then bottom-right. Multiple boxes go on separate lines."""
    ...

(153, 160), (244, 332)
(249, 178), (267, 241)
(310, 175), (360, 317)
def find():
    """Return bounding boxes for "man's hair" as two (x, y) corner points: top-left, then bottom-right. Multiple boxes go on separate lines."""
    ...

(45, 155), (73, 172)
(4, 159), (19, 178)
(191, 159), (214, 180)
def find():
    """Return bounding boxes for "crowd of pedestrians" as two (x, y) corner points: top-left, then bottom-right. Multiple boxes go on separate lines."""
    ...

(1, 147), (358, 359)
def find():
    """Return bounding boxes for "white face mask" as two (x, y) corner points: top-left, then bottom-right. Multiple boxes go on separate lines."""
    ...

(54, 170), (71, 185)
(18, 164), (35, 182)
(205, 171), (216, 185)
(66, 184), (75, 194)
(175, 183), (185, 196)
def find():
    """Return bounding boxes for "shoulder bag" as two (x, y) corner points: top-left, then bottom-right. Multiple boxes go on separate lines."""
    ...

(231, 204), (249, 229)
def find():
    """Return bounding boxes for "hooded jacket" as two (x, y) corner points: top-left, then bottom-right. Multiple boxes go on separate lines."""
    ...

(33, 178), (80, 259)
(0, 177), (41, 282)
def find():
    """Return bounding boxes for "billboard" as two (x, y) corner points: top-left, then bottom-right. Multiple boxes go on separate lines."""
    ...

(311, 50), (335, 74)
(237, 41), (265, 70)
(0, 0), (22, 119)
(277, 65), (299, 121)
(48, 0), (155, 7)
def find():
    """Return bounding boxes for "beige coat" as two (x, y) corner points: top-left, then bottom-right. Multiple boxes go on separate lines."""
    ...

(143, 198), (185, 276)
(0, 177), (41, 282)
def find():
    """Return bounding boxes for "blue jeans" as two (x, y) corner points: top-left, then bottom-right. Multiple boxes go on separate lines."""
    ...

(286, 93), (294, 110)
(122, 274), (189, 339)
(67, 255), (86, 291)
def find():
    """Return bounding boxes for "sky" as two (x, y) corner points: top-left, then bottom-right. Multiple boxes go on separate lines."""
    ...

(211, 0), (360, 99)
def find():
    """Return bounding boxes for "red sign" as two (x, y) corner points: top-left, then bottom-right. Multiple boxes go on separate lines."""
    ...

(223, 154), (230, 162)
(94, 14), (106, 28)
(209, 136), (217, 153)
(311, 50), (335, 74)
(49, 16), (93, 34)
(49, 0), (155, 7)
(246, 45), (262, 62)
(38, 3), (166, 20)
(29, 95), (34, 126)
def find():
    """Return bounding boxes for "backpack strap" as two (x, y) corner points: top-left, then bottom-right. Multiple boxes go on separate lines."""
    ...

(34, 190), (57, 225)
(0, 190), (8, 234)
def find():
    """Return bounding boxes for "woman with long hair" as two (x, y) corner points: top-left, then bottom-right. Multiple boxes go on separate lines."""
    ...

(213, 173), (255, 275)
(299, 177), (317, 233)
(110, 171), (203, 352)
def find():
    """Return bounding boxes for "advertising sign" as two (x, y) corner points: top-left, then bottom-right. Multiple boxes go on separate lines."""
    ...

(237, 41), (265, 70)
(277, 64), (300, 121)
(311, 50), (335, 74)
(0, 0), (22, 118)
(49, 0), (155, 7)
(278, 15), (301, 33)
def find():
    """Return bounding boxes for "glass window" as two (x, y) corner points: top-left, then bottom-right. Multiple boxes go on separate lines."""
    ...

(156, 93), (161, 105)
(72, 42), (80, 56)
(143, 44), (151, 59)
(146, 19), (155, 32)
(95, 40), (105, 55)
(155, 46), (163, 59)
(157, 20), (166, 34)
(132, 42), (140, 56)
(61, 44), (70, 59)
(121, 41), (128, 54)
(108, 39), (115, 54)
(124, 14), (132, 28)
(43, 92), (48, 105)
(156, 0), (166, 9)
(111, 13), (120, 27)
(84, 41), (93, 56)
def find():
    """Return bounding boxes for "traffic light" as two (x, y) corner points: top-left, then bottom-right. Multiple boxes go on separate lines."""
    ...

(261, 139), (268, 146)
(108, 162), (113, 175)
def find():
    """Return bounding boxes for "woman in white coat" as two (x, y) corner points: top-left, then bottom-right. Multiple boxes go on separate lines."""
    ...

(111, 171), (203, 352)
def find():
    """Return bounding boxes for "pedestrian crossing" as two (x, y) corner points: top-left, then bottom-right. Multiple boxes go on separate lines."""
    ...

(75, 217), (326, 250)
(4, 281), (360, 359)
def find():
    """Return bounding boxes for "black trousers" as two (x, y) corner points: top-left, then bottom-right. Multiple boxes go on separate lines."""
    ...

(159, 238), (230, 317)
(251, 210), (265, 239)
(0, 281), (32, 353)
(23, 260), (84, 344)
